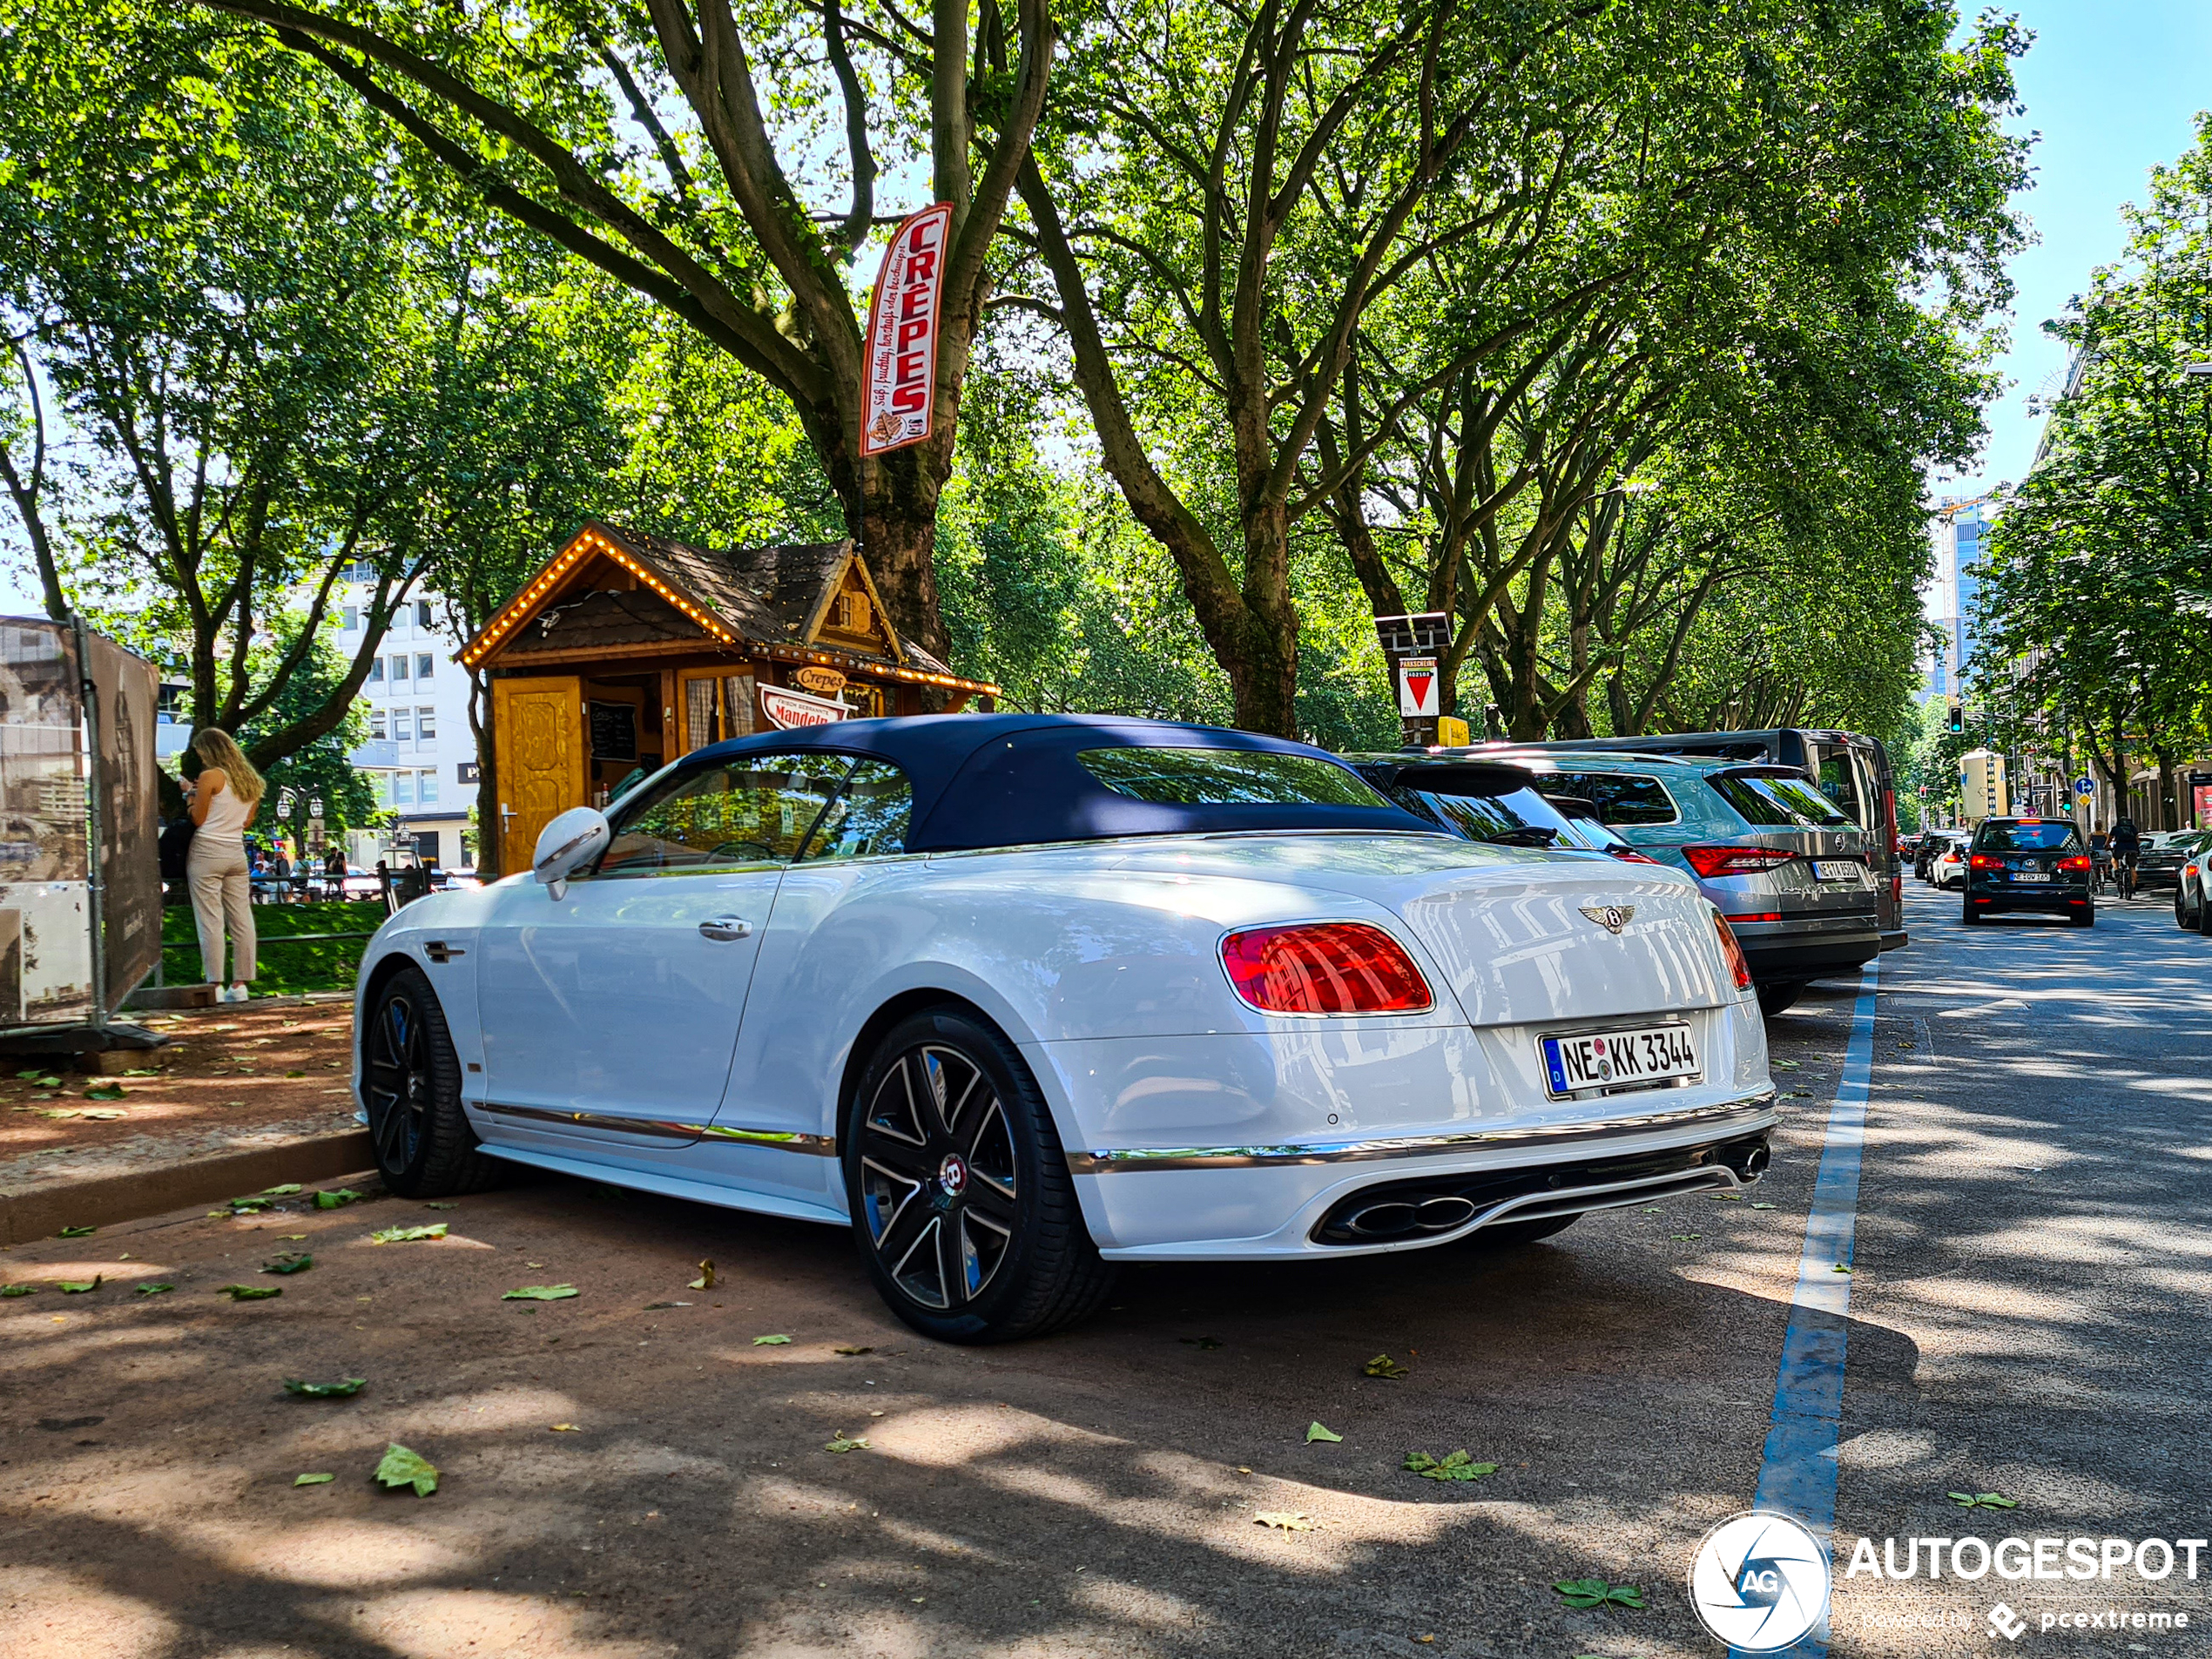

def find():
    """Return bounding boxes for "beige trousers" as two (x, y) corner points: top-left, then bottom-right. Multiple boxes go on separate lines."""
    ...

(187, 838), (257, 984)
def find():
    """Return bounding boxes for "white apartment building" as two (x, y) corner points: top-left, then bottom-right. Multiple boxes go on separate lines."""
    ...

(334, 569), (480, 870)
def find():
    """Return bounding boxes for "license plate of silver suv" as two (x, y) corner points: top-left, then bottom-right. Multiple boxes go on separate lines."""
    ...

(1811, 859), (1864, 882)
(1543, 1023), (1701, 1096)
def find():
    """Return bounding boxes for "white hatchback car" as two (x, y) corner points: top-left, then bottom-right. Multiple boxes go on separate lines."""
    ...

(354, 716), (1777, 1342)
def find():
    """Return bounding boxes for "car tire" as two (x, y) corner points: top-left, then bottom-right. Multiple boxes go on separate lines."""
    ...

(844, 1008), (1115, 1345)
(1756, 980), (1808, 1016)
(2180, 892), (2194, 931)
(1465, 1212), (1580, 1249)
(361, 963), (501, 1197)
(2071, 904), (2096, 928)
(2199, 890), (2212, 936)
(1961, 900), (1980, 925)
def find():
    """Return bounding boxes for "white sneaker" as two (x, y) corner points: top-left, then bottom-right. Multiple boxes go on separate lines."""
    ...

(223, 985), (250, 1004)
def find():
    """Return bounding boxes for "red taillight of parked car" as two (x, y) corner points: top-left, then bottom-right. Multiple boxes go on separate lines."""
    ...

(1968, 853), (2000, 870)
(1219, 922), (1433, 1015)
(1609, 848), (1663, 865)
(1709, 907), (1754, 990)
(2058, 855), (2092, 873)
(1681, 845), (1796, 879)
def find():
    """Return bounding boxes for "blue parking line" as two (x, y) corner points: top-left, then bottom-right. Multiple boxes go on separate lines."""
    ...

(1737, 961), (1880, 1659)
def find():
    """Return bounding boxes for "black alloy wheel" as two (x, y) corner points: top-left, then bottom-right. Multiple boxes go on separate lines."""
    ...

(1756, 980), (1809, 1017)
(361, 963), (498, 1197)
(846, 1009), (1112, 1343)
(2200, 887), (2212, 936)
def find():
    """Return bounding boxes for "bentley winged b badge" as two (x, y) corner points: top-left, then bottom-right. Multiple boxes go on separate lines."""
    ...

(1579, 904), (1636, 935)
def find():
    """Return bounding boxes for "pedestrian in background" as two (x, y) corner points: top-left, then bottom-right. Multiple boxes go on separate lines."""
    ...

(184, 728), (264, 1004)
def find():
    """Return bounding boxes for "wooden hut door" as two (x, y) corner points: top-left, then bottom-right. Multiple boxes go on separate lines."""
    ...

(493, 676), (584, 874)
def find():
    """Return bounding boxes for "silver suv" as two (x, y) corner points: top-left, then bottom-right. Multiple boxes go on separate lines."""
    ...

(1479, 750), (1882, 1016)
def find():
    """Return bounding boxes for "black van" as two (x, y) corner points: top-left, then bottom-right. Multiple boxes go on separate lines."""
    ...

(1495, 729), (1908, 954)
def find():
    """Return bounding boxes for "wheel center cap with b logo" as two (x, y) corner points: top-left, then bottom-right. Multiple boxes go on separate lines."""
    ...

(938, 1153), (968, 1197)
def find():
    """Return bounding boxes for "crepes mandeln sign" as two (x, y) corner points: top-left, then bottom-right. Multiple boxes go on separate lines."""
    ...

(860, 203), (954, 456)
(759, 685), (849, 730)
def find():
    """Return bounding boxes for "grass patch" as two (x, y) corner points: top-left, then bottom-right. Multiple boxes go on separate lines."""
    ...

(160, 900), (386, 995)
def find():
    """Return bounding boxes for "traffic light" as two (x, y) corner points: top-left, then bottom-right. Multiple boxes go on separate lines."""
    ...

(1946, 701), (1964, 735)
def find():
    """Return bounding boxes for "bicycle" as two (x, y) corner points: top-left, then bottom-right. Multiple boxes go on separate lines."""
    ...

(2114, 850), (2138, 901)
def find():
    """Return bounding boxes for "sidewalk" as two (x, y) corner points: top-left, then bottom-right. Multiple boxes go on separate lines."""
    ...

(0, 998), (371, 1244)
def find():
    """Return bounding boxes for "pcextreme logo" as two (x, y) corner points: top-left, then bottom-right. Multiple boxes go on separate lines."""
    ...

(1688, 1511), (1832, 1652)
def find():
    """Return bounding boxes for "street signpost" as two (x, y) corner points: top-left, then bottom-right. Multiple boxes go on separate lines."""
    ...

(1374, 611), (1452, 747)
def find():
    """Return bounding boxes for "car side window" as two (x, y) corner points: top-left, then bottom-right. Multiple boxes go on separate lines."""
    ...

(596, 753), (855, 876)
(1545, 772), (1679, 826)
(799, 759), (914, 861)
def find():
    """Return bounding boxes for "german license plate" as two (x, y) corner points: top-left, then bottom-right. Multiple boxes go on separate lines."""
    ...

(1542, 1023), (1700, 1096)
(2013, 872), (2053, 882)
(1811, 860), (1863, 882)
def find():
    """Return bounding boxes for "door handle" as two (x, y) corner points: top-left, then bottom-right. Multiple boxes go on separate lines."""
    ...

(698, 917), (753, 941)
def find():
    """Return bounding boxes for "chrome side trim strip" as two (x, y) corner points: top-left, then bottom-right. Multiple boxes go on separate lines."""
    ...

(1066, 1090), (1776, 1174)
(476, 1102), (836, 1156)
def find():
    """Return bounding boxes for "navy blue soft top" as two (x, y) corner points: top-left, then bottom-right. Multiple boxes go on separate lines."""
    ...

(685, 713), (1432, 853)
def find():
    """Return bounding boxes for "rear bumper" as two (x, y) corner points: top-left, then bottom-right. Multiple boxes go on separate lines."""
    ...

(1740, 930), (1881, 983)
(1880, 928), (1909, 953)
(1966, 884), (2090, 911)
(1072, 1089), (1779, 1260)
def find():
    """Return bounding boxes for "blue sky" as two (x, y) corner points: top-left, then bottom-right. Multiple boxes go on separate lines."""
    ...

(1940, 0), (2212, 499)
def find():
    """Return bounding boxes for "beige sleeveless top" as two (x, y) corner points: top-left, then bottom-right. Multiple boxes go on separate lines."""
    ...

(196, 775), (253, 840)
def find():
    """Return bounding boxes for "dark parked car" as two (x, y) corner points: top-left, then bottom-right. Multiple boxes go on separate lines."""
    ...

(1964, 818), (2094, 927)
(1347, 758), (1660, 863)
(2136, 831), (2203, 894)
(1516, 729), (1907, 954)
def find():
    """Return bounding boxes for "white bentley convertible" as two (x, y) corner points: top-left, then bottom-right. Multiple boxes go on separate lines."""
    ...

(354, 715), (1776, 1342)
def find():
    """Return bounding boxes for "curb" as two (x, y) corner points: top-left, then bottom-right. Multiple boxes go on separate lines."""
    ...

(0, 1130), (375, 1245)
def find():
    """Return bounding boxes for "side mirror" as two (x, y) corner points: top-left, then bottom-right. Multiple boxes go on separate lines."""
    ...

(533, 806), (609, 900)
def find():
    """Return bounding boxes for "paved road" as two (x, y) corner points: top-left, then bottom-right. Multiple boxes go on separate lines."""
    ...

(2, 879), (2207, 1657)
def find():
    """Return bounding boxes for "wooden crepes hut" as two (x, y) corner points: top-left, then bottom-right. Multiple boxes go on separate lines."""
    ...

(458, 520), (997, 874)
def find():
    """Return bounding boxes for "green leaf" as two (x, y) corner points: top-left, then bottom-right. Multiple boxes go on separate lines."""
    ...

(753, 1333), (792, 1345)
(1946, 1490), (2019, 1509)
(824, 1433), (869, 1453)
(284, 1377), (367, 1398)
(83, 1082), (127, 1101)
(226, 1197), (273, 1213)
(57, 1277), (103, 1293)
(1361, 1353), (1409, 1379)
(1552, 1578), (1644, 1609)
(1403, 1449), (1497, 1481)
(502, 1284), (578, 1301)
(293, 1472), (335, 1486)
(261, 1252), (314, 1275)
(217, 1284), (281, 1300)
(371, 1224), (447, 1244)
(0, 1284), (37, 1296)
(374, 1442), (438, 1496)
(56, 1224), (96, 1238)
(1305, 1421), (1343, 1444)
(261, 1184), (303, 1196)
(1832, 1263), (1854, 1274)
(135, 1283), (174, 1296)
(314, 1188), (362, 1209)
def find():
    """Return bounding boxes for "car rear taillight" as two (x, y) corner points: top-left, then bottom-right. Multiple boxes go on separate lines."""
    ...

(1608, 848), (1662, 865)
(1219, 922), (1433, 1015)
(1969, 853), (2000, 870)
(1682, 845), (1796, 878)
(1709, 908), (1753, 990)
(2058, 855), (2091, 872)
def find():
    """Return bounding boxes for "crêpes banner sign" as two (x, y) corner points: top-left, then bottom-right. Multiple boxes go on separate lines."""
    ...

(860, 203), (954, 456)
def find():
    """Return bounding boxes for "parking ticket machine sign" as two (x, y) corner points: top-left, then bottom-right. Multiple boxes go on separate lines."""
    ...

(1397, 656), (1440, 718)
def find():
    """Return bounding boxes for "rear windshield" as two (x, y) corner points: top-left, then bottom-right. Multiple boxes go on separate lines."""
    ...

(1405, 785), (1581, 848)
(1539, 772), (1678, 826)
(1077, 746), (1387, 807)
(1711, 772), (1852, 830)
(1973, 821), (2082, 853)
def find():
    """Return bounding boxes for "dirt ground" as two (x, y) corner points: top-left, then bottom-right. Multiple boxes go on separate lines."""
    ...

(0, 1001), (359, 1174)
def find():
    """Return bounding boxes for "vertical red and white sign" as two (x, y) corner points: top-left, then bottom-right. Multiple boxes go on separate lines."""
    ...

(860, 203), (954, 456)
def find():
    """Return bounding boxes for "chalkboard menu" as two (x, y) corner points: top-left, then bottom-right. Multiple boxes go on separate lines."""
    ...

(588, 699), (638, 761)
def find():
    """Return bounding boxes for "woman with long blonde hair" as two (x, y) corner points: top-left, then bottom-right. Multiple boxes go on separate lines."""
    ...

(184, 728), (266, 1003)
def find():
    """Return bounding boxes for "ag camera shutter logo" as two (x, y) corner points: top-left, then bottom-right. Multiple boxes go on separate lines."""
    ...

(1688, 1512), (1831, 1652)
